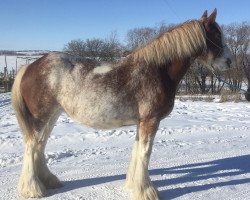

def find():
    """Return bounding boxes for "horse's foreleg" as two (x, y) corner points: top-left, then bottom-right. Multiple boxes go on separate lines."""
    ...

(125, 137), (138, 189)
(132, 118), (159, 200)
(18, 138), (47, 198)
(125, 128), (139, 190)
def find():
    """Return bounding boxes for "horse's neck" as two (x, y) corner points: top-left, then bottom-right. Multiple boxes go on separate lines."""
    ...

(165, 58), (192, 84)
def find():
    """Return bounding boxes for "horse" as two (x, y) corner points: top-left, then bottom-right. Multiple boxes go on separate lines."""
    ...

(12, 9), (232, 200)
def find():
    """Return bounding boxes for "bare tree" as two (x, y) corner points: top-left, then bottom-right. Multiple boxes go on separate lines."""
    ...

(85, 38), (104, 59)
(243, 55), (250, 100)
(64, 39), (86, 57)
(223, 22), (250, 61)
(158, 22), (176, 35)
(126, 27), (157, 50)
(102, 31), (124, 61)
(64, 32), (124, 62)
(126, 23), (177, 51)
(223, 22), (250, 92)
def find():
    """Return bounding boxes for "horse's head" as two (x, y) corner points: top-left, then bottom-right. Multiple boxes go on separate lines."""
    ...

(199, 9), (232, 71)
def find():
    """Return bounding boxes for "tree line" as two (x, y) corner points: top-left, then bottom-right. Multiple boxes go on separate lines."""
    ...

(64, 31), (124, 62)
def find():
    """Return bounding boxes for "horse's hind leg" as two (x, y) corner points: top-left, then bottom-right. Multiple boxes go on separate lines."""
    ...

(12, 66), (47, 198)
(34, 113), (63, 189)
(18, 135), (47, 198)
(18, 112), (62, 198)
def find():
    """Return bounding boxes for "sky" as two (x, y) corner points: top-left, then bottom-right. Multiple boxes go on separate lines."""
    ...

(0, 0), (249, 51)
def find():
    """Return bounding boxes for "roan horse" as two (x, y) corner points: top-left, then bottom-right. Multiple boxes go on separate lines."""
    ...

(12, 9), (232, 200)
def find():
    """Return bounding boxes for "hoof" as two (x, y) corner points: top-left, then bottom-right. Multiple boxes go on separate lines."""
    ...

(40, 173), (63, 189)
(133, 186), (159, 200)
(18, 176), (47, 198)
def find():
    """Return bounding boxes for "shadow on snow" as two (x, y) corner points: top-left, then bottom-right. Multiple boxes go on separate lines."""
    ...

(51, 154), (250, 199)
(152, 154), (250, 199)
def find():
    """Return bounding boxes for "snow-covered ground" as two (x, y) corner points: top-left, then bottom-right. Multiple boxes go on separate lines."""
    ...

(0, 92), (250, 200)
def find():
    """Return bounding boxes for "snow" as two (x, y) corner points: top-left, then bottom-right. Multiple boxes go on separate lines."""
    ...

(0, 92), (250, 200)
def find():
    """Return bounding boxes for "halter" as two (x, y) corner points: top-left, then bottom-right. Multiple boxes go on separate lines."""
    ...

(211, 70), (249, 94)
(201, 21), (225, 52)
(197, 20), (224, 58)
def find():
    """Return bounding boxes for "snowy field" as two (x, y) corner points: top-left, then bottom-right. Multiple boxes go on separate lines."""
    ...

(0, 92), (250, 200)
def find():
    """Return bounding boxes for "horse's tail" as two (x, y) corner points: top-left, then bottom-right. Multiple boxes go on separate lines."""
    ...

(12, 65), (33, 139)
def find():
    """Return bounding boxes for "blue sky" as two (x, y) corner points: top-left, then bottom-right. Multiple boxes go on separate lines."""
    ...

(1, 0), (249, 50)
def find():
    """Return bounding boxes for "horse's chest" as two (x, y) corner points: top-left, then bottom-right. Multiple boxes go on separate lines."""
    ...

(142, 90), (175, 120)
(159, 98), (175, 119)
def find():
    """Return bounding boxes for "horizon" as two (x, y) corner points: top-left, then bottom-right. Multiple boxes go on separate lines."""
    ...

(1, 0), (249, 51)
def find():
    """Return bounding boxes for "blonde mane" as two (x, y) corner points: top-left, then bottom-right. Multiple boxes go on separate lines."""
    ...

(128, 20), (207, 66)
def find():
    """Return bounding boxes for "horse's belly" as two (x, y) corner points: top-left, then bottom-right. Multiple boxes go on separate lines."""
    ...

(74, 112), (137, 129)
(64, 100), (138, 129)
(59, 82), (138, 129)
(82, 117), (137, 129)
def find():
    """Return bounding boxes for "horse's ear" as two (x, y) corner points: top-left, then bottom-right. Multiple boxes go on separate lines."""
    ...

(201, 10), (208, 21)
(208, 8), (217, 23)
(204, 8), (217, 30)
